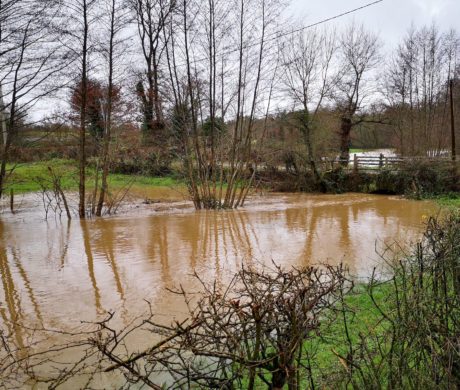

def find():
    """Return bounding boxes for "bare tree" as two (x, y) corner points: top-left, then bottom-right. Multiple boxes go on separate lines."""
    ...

(335, 23), (381, 164)
(130, 0), (176, 146)
(385, 25), (459, 156)
(95, 0), (130, 217)
(282, 28), (336, 186)
(166, 0), (282, 209)
(384, 26), (418, 155)
(0, 0), (66, 198)
(59, 0), (97, 218)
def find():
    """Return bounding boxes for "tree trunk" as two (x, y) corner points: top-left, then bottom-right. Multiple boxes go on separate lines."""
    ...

(96, 0), (116, 217)
(301, 124), (323, 189)
(79, 0), (89, 219)
(339, 116), (353, 166)
(0, 83), (7, 148)
(0, 144), (9, 199)
(272, 369), (287, 390)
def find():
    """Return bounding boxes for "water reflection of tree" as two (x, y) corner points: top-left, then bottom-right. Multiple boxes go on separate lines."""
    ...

(11, 248), (43, 327)
(0, 220), (75, 355)
(204, 211), (257, 270)
(80, 220), (103, 315)
(93, 221), (126, 302)
(143, 211), (260, 291)
(0, 246), (25, 351)
(92, 220), (129, 324)
(287, 196), (435, 276)
(157, 219), (170, 283)
(58, 220), (71, 269)
(0, 221), (35, 353)
(284, 201), (358, 274)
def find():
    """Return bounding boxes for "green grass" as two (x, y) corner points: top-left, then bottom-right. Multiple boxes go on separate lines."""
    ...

(306, 283), (391, 383)
(108, 173), (179, 189)
(432, 192), (460, 209)
(5, 159), (182, 194)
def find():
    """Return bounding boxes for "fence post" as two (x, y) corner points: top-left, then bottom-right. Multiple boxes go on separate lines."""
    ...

(353, 154), (358, 173)
(379, 153), (384, 169)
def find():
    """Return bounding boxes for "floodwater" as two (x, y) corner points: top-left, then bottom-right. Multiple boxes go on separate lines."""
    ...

(0, 192), (437, 365)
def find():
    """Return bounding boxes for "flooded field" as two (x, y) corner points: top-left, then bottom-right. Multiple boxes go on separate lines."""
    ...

(0, 192), (437, 352)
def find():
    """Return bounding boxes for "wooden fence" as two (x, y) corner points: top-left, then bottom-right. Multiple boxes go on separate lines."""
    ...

(322, 154), (460, 172)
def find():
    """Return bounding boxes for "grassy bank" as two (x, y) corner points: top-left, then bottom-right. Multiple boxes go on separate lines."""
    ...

(313, 213), (460, 388)
(432, 192), (460, 209)
(309, 283), (391, 384)
(235, 214), (460, 389)
(5, 159), (182, 195)
(5, 160), (460, 215)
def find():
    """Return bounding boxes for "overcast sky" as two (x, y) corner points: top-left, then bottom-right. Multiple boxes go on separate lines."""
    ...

(288, 0), (460, 50)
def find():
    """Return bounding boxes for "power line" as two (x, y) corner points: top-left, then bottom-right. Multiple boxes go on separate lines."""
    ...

(269, 0), (383, 42)
(181, 0), (384, 67)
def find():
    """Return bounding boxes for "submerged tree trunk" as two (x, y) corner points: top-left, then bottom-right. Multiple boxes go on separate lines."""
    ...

(96, 124), (110, 216)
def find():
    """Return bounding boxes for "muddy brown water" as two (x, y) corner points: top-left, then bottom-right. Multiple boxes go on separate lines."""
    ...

(0, 191), (437, 381)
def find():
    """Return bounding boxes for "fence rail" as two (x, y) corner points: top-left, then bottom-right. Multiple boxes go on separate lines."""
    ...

(322, 154), (459, 171)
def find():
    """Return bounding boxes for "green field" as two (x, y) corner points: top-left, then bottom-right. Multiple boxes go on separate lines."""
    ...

(5, 159), (182, 194)
(349, 148), (367, 153)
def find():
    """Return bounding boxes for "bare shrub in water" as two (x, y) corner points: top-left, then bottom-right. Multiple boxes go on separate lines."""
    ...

(35, 167), (72, 220)
(150, 264), (348, 389)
